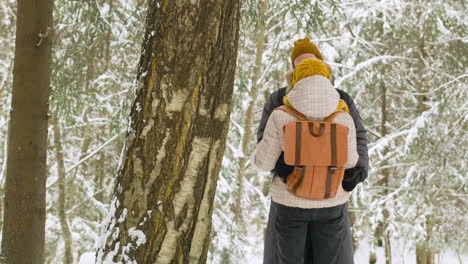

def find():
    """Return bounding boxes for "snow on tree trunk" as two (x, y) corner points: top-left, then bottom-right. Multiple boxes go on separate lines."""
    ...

(95, 0), (240, 263)
(0, 0), (54, 263)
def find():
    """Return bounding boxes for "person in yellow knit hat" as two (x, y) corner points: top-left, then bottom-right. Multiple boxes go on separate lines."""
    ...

(251, 53), (360, 263)
(255, 37), (369, 264)
(290, 37), (324, 67)
(286, 38), (349, 113)
(284, 58), (350, 114)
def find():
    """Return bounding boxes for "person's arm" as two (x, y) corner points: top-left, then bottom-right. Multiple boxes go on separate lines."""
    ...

(251, 113), (282, 172)
(342, 96), (369, 191)
(256, 88), (294, 179)
(257, 91), (280, 143)
(347, 97), (369, 170)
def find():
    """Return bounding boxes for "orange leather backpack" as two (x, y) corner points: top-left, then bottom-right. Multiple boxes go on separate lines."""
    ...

(275, 105), (349, 200)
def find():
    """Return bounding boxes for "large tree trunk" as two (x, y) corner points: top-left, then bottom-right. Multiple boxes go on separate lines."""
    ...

(0, 0), (54, 263)
(96, 1), (240, 263)
(52, 118), (74, 264)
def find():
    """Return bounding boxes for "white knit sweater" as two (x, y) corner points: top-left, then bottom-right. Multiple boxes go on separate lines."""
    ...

(250, 75), (359, 208)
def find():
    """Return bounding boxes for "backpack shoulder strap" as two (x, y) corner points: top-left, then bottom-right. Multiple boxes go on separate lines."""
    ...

(275, 105), (308, 121)
(324, 111), (343, 123)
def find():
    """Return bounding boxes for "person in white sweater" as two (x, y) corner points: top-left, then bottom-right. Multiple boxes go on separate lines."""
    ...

(250, 58), (359, 264)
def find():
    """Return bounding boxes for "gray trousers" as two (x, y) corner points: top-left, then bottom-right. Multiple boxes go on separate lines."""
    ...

(263, 201), (354, 264)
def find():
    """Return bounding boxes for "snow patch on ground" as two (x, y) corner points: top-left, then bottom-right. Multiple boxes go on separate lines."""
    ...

(238, 233), (468, 264)
(78, 252), (95, 264)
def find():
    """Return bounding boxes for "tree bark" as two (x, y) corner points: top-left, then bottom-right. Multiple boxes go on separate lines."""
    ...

(416, 242), (434, 264)
(52, 118), (74, 264)
(96, 1), (240, 263)
(0, 0), (54, 263)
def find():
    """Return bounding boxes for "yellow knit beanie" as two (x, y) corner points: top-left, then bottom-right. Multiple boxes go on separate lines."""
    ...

(291, 58), (330, 86)
(291, 38), (323, 67)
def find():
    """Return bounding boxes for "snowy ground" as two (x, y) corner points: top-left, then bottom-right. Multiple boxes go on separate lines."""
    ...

(78, 232), (467, 264)
(354, 237), (467, 264)
(241, 232), (468, 264)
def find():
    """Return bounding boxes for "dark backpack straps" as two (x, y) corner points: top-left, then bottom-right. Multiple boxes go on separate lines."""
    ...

(324, 124), (338, 199)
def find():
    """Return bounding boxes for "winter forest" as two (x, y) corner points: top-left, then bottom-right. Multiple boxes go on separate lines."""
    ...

(0, 0), (466, 263)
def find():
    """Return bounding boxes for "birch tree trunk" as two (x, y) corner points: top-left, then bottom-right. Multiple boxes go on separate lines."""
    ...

(0, 0), (54, 263)
(96, 1), (240, 263)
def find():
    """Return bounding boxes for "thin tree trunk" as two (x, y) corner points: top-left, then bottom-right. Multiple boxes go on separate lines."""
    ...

(369, 252), (377, 264)
(233, 0), (269, 223)
(348, 199), (359, 252)
(416, 5), (428, 114)
(102, 0), (115, 73)
(370, 12), (392, 263)
(0, 0), (54, 262)
(95, 124), (107, 202)
(66, 111), (93, 210)
(371, 79), (392, 264)
(52, 118), (74, 264)
(96, 1), (240, 263)
(416, 219), (435, 264)
(415, 8), (432, 260)
(416, 244), (427, 264)
(79, 112), (93, 179)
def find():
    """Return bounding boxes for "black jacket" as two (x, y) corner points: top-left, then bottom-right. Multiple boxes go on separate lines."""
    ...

(256, 87), (369, 191)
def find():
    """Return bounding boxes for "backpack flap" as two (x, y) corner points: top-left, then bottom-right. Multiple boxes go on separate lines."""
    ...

(283, 120), (349, 167)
